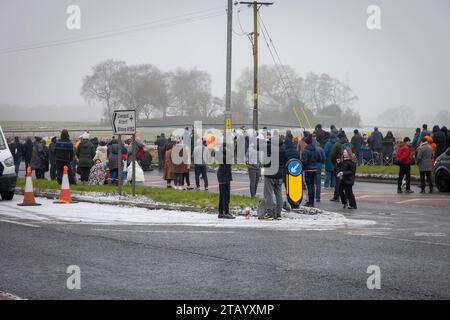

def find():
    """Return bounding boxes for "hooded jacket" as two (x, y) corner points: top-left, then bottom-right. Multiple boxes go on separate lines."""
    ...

(301, 143), (318, 172)
(283, 136), (299, 161)
(416, 142), (433, 172)
(76, 139), (96, 168)
(323, 137), (337, 172)
(396, 142), (413, 165)
(264, 139), (286, 179)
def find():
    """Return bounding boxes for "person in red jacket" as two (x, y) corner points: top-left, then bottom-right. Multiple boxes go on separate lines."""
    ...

(396, 137), (414, 194)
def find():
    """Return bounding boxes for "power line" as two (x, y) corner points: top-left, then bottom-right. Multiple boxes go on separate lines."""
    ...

(257, 13), (312, 129)
(0, 6), (227, 55)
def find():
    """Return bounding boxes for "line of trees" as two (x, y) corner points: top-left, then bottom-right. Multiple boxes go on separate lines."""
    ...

(81, 60), (361, 127)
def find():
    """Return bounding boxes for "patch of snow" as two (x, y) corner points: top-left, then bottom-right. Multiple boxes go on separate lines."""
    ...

(1, 195), (375, 231)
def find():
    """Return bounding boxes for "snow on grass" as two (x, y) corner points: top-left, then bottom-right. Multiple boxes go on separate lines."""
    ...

(1, 195), (375, 231)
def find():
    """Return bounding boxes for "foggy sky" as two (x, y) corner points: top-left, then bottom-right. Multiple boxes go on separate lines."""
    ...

(0, 0), (449, 124)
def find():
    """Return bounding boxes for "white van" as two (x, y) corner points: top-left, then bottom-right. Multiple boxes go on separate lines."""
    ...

(0, 126), (17, 200)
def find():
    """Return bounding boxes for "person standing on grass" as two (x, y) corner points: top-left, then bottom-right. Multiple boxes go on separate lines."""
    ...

(411, 128), (421, 149)
(416, 137), (434, 194)
(418, 124), (431, 142)
(107, 139), (120, 186)
(31, 137), (46, 179)
(76, 132), (96, 185)
(54, 129), (76, 185)
(194, 139), (209, 191)
(301, 133), (319, 207)
(48, 136), (57, 181)
(155, 133), (167, 171)
(8, 136), (23, 175)
(396, 137), (414, 194)
(42, 139), (50, 178)
(217, 142), (235, 219)
(351, 129), (364, 166)
(338, 149), (357, 209)
(23, 137), (33, 175)
(172, 141), (188, 190)
(163, 140), (176, 188)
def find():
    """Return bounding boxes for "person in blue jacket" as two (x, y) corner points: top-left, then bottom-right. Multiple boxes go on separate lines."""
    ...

(323, 134), (337, 189)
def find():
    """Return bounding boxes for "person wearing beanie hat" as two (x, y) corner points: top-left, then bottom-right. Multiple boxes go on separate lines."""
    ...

(76, 133), (96, 185)
(81, 132), (90, 140)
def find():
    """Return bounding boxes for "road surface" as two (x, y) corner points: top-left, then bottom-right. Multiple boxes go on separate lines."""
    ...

(0, 177), (449, 299)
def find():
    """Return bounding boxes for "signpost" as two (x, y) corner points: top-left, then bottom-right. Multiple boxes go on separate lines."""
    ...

(112, 110), (136, 196)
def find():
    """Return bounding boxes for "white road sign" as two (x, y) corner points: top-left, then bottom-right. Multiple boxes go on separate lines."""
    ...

(112, 110), (136, 135)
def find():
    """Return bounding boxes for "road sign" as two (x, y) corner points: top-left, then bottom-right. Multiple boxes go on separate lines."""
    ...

(287, 160), (302, 177)
(112, 110), (136, 135)
(285, 159), (303, 206)
(225, 118), (232, 130)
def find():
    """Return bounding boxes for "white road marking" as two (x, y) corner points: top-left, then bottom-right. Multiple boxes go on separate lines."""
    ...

(395, 199), (420, 204)
(0, 218), (40, 228)
(350, 234), (450, 247)
(356, 195), (371, 200)
(414, 232), (446, 237)
(0, 291), (26, 300)
(91, 229), (235, 234)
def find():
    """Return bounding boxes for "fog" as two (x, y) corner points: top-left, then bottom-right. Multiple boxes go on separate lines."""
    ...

(1, 0), (449, 125)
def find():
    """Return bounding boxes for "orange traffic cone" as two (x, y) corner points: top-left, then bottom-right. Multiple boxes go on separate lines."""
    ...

(54, 166), (77, 204)
(17, 167), (41, 206)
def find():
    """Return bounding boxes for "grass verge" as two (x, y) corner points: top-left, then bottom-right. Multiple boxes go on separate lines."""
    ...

(356, 165), (419, 176)
(16, 179), (260, 209)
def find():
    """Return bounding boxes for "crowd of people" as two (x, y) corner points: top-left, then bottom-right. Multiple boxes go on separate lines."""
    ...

(6, 130), (150, 187)
(7, 122), (449, 220)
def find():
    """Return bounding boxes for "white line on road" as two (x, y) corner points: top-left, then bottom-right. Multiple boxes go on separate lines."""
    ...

(91, 229), (235, 234)
(395, 199), (420, 204)
(0, 291), (26, 300)
(414, 232), (446, 237)
(0, 218), (40, 228)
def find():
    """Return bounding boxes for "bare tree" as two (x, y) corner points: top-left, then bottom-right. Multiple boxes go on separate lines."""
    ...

(81, 59), (126, 123)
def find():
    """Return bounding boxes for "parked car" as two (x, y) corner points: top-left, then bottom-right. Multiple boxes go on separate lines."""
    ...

(0, 126), (17, 200)
(433, 147), (450, 192)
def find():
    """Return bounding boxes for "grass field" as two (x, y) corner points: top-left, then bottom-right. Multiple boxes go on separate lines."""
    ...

(356, 165), (419, 176)
(16, 178), (260, 209)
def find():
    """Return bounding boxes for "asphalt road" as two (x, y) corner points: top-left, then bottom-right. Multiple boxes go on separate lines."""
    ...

(0, 179), (449, 299)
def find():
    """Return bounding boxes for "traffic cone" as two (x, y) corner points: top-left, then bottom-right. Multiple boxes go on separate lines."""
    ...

(17, 167), (41, 206)
(54, 166), (77, 204)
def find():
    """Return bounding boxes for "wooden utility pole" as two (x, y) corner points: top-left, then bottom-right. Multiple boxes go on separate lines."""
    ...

(239, 1), (274, 132)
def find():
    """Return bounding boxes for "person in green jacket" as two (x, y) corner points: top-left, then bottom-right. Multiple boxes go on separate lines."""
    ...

(76, 132), (96, 185)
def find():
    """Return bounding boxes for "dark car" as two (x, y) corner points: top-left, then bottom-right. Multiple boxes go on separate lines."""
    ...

(433, 147), (450, 192)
